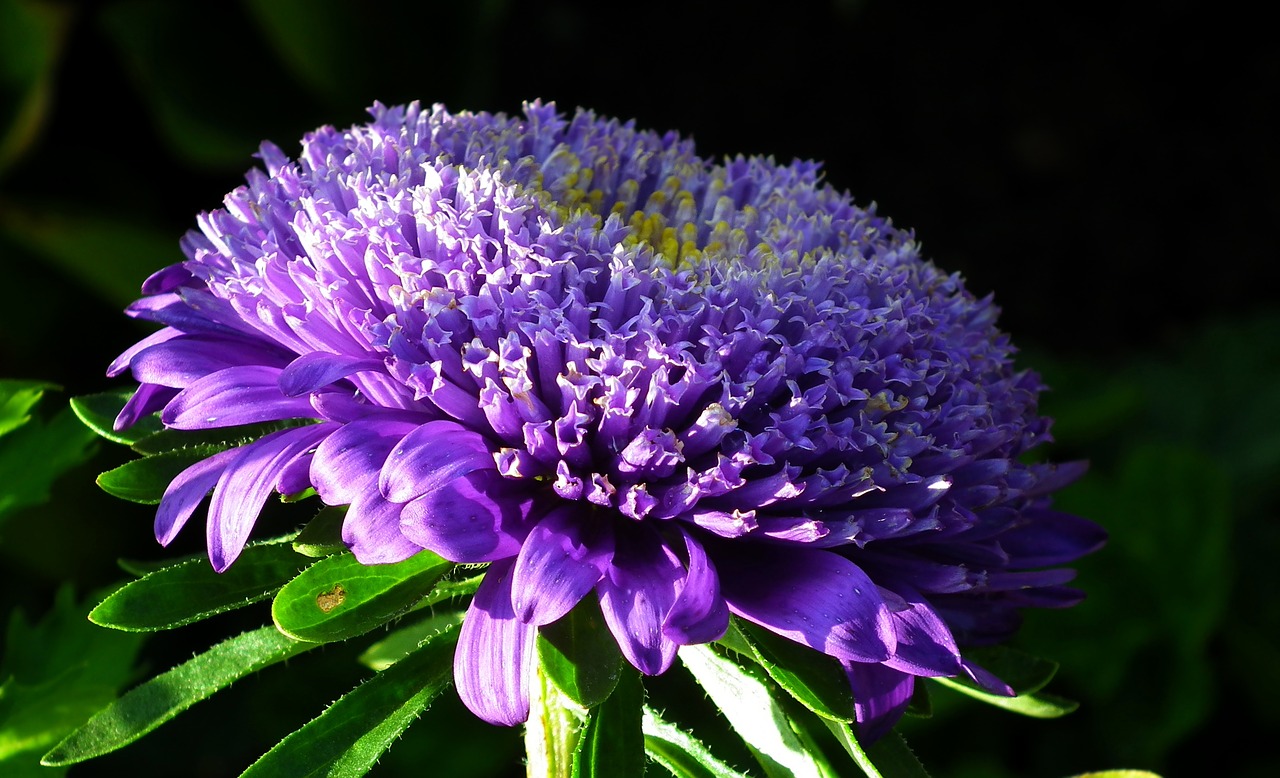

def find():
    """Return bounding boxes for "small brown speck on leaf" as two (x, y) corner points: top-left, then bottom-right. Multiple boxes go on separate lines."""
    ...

(316, 584), (346, 612)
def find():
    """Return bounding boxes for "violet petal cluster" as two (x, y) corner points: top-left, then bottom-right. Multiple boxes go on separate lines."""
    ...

(109, 101), (1105, 737)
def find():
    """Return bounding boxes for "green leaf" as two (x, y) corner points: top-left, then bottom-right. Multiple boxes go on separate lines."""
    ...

(731, 620), (857, 722)
(240, 626), (459, 778)
(538, 597), (625, 709)
(0, 587), (143, 775)
(1067, 772), (1163, 778)
(272, 550), (453, 643)
(930, 677), (1079, 718)
(962, 645), (1059, 696)
(69, 390), (163, 447)
(0, 393), (98, 525)
(291, 505), (349, 558)
(359, 610), (466, 671)
(90, 539), (309, 631)
(642, 707), (752, 778)
(573, 666), (645, 778)
(680, 643), (829, 778)
(41, 626), (314, 766)
(130, 419), (314, 456)
(823, 722), (931, 778)
(0, 380), (56, 438)
(95, 446), (222, 505)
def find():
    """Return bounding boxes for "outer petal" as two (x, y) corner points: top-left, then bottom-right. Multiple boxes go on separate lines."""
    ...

(715, 544), (897, 664)
(131, 335), (291, 388)
(455, 559), (536, 726)
(662, 529), (730, 645)
(399, 469), (533, 562)
(596, 523), (683, 675)
(343, 490), (424, 564)
(845, 662), (915, 743)
(510, 506), (613, 626)
(999, 508), (1107, 567)
(878, 586), (962, 677)
(279, 352), (386, 397)
(207, 424), (335, 571)
(162, 365), (316, 429)
(154, 446), (241, 546)
(309, 419), (417, 505)
(378, 420), (496, 503)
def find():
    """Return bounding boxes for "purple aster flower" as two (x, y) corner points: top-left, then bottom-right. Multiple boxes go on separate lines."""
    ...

(108, 101), (1105, 737)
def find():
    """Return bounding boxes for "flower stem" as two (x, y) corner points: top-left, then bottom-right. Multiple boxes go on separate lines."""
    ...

(525, 656), (587, 778)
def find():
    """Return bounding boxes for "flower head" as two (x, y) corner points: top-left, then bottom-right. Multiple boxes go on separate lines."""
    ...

(110, 101), (1105, 736)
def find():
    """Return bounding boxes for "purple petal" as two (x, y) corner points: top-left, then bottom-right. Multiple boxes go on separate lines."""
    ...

(398, 469), (533, 562)
(379, 420), (496, 503)
(310, 419), (416, 505)
(115, 383), (178, 431)
(162, 365), (317, 429)
(279, 352), (386, 397)
(662, 529), (730, 645)
(108, 328), (180, 377)
(845, 662), (915, 742)
(454, 559), (536, 726)
(343, 491), (424, 564)
(207, 424), (335, 571)
(130, 335), (291, 388)
(140, 261), (193, 294)
(154, 446), (241, 546)
(961, 658), (1015, 696)
(595, 523), (683, 675)
(715, 544), (897, 663)
(1000, 508), (1107, 567)
(510, 506), (613, 626)
(879, 586), (962, 677)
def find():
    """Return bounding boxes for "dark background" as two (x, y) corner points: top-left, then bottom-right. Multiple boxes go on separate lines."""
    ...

(1, 1), (1276, 776)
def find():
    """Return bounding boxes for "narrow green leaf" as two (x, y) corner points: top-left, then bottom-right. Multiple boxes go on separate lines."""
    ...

(291, 505), (349, 558)
(539, 597), (624, 709)
(734, 620), (857, 722)
(680, 644), (828, 778)
(0, 395), (97, 526)
(962, 645), (1059, 695)
(359, 610), (466, 671)
(1067, 772), (1163, 778)
(931, 677), (1079, 718)
(90, 540), (308, 631)
(96, 447), (221, 505)
(240, 626), (459, 778)
(69, 390), (162, 447)
(572, 667), (644, 778)
(130, 419), (313, 456)
(642, 707), (752, 778)
(272, 550), (453, 643)
(41, 626), (314, 766)
(823, 722), (931, 778)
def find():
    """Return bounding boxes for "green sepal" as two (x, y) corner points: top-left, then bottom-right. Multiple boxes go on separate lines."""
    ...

(727, 619), (857, 723)
(95, 446), (222, 504)
(572, 665), (645, 778)
(642, 707), (753, 778)
(538, 597), (624, 709)
(69, 390), (163, 447)
(679, 643), (831, 778)
(271, 550), (453, 643)
(291, 505), (349, 558)
(239, 626), (460, 778)
(41, 626), (315, 766)
(90, 538), (309, 631)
